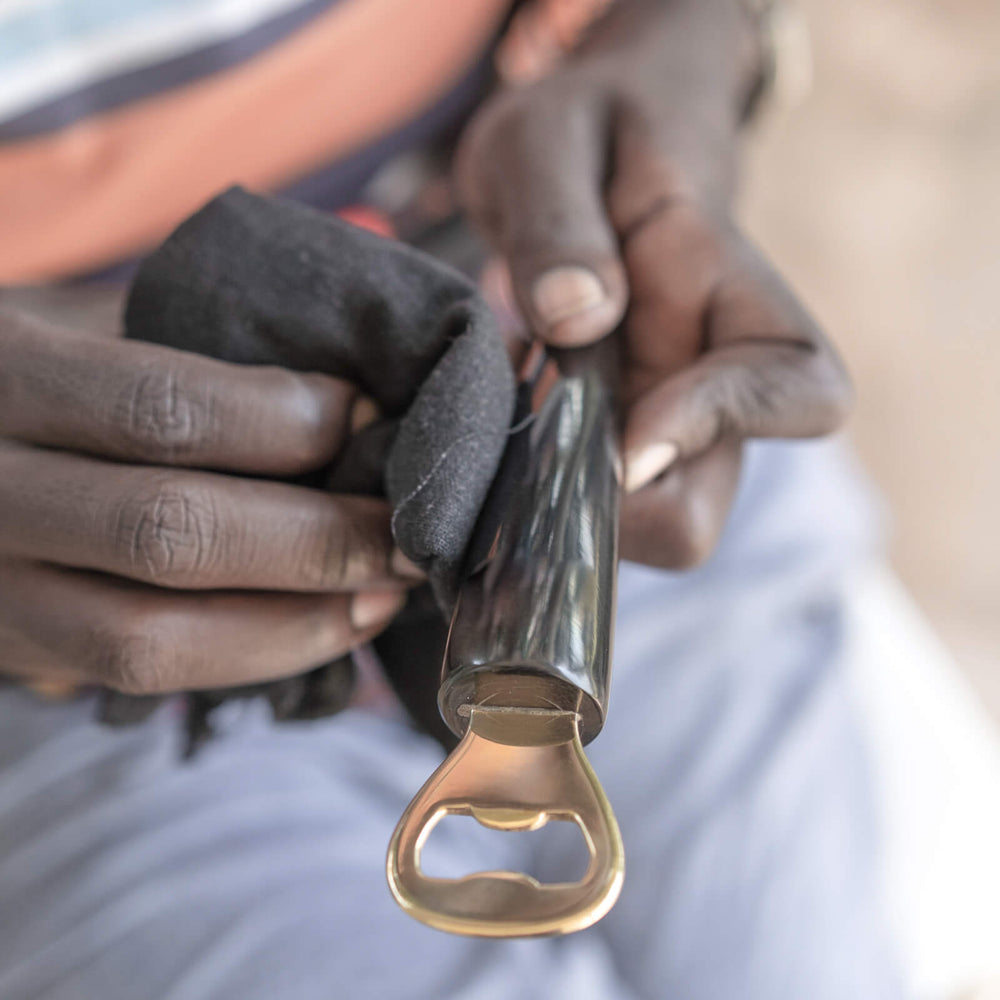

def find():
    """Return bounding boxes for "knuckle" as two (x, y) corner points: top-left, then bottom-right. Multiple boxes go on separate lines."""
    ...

(88, 619), (173, 695)
(111, 476), (219, 586)
(769, 339), (855, 436)
(120, 366), (212, 461)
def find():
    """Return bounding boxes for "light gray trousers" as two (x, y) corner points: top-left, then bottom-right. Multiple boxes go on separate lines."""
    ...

(0, 442), (905, 999)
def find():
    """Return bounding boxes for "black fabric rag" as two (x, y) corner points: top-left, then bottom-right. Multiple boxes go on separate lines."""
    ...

(102, 187), (515, 751)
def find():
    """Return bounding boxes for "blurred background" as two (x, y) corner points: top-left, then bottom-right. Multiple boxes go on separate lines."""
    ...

(742, 0), (1000, 722)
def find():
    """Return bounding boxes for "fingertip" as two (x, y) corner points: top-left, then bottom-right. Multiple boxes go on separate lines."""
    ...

(531, 266), (626, 345)
(390, 547), (426, 582)
(623, 440), (679, 493)
(349, 394), (381, 434)
(532, 266), (605, 325)
(541, 298), (627, 347)
(349, 589), (407, 631)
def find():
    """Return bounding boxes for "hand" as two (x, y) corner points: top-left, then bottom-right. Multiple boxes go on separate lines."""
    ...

(457, 0), (851, 567)
(0, 294), (417, 695)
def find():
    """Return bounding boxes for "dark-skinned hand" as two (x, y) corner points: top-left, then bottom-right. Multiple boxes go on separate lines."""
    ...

(0, 289), (417, 695)
(457, 0), (852, 568)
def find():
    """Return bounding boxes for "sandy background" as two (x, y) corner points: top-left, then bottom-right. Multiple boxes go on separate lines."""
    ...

(740, 0), (1000, 720)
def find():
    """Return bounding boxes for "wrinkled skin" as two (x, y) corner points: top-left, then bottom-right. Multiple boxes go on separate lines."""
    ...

(457, 0), (852, 568)
(0, 288), (416, 694)
(0, 0), (850, 692)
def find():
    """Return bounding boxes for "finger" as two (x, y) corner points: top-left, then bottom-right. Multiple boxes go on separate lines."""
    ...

(616, 191), (724, 398)
(0, 558), (406, 693)
(456, 84), (627, 345)
(0, 310), (361, 475)
(0, 623), (81, 686)
(0, 442), (420, 592)
(620, 437), (742, 570)
(623, 234), (851, 492)
(478, 256), (533, 367)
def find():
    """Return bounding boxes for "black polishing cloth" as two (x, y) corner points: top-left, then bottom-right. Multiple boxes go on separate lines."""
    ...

(126, 187), (514, 597)
(108, 187), (515, 747)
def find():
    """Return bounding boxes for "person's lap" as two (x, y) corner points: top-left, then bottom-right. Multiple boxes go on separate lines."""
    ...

(0, 441), (905, 999)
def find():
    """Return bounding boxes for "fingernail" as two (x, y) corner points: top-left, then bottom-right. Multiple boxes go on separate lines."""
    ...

(26, 679), (83, 701)
(391, 547), (425, 581)
(532, 267), (607, 327)
(350, 395), (380, 433)
(350, 589), (405, 630)
(625, 441), (679, 493)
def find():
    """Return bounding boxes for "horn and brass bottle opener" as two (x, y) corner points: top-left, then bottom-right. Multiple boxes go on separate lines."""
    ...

(387, 342), (623, 938)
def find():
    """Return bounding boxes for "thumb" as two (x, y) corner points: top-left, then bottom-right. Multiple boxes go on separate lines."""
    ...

(456, 85), (628, 345)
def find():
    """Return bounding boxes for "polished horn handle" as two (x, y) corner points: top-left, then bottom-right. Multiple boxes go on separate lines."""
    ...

(438, 340), (621, 743)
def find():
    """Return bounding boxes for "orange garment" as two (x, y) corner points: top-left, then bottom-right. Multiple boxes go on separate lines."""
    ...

(0, 0), (510, 282)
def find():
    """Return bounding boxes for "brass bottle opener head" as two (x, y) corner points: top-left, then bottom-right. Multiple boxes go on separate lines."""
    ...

(386, 701), (624, 937)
